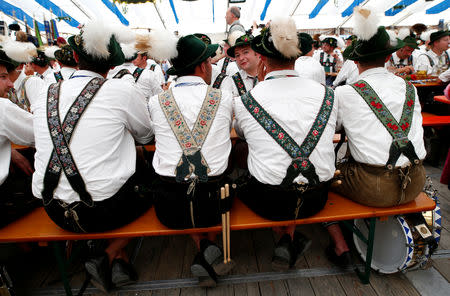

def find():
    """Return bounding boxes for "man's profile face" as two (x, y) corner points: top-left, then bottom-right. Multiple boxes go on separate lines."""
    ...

(397, 46), (414, 59)
(434, 35), (450, 52)
(225, 10), (234, 25)
(322, 43), (333, 54)
(235, 45), (258, 73)
(0, 65), (13, 98)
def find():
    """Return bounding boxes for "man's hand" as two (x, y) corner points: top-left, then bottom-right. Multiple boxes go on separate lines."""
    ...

(11, 149), (33, 176)
(257, 59), (267, 82)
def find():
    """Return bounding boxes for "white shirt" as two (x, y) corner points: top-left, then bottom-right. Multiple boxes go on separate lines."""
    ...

(60, 67), (77, 80)
(41, 67), (57, 85)
(211, 58), (240, 85)
(335, 67), (426, 167)
(385, 51), (417, 69)
(333, 59), (359, 87)
(108, 63), (162, 99)
(221, 69), (258, 97)
(31, 70), (153, 203)
(438, 67), (450, 82)
(234, 70), (338, 185)
(0, 99), (34, 185)
(416, 50), (449, 74)
(148, 76), (233, 178)
(13, 70), (26, 90)
(313, 49), (343, 72)
(295, 56), (326, 85)
(146, 59), (165, 85)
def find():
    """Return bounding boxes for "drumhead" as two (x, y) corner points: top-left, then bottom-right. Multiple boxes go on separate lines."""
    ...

(353, 216), (412, 274)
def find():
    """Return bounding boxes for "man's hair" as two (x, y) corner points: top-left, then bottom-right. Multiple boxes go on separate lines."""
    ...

(265, 56), (296, 68)
(77, 54), (110, 74)
(358, 55), (387, 68)
(16, 31), (27, 42)
(229, 6), (241, 19)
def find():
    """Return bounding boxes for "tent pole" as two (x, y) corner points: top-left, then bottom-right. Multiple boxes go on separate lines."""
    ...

(290, 0), (302, 16)
(153, 2), (167, 29)
(336, 0), (371, 33)
(69, 0), (92, 20)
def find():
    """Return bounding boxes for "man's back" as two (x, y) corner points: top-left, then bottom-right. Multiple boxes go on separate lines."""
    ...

(31, 70), (153, 203)
(234, 70), (337, 185)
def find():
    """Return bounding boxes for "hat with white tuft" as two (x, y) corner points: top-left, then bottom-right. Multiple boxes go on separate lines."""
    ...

(251, 17), (301, 60)
(2, 40), (36, 64)
(120, 43), (138, 62)
(227, 30), (245, 47)
(44, 46), (59, 60)
(227, 34), (254, 58)
(54, 45), (77, 67)
(134, 29), (178, 62)
(67, 20), (128, 67)
(344, 6), (404, 62)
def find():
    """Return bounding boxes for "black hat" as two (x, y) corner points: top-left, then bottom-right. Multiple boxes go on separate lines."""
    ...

(8, 23), (20, 31)
(0, 49), (18, 72)
(403, 36), (419, 49)
(194, 33), (212, 45)
(55, 45), (77, 67)
(297, 33), (313, 56)
(32, 50), (50, 67)
(167, 35), (218, 76)
(322, 37), (338, 48)
(429, 30), (450, 45)
(227, 34), (254, 58)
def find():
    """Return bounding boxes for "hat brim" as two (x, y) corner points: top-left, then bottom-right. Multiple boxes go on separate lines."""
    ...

(167, 43), (218, 76)
(68, 35), (124, 67)
(251, 34), (283, 59)
(344, 39), (405, 62)
(429, 31), (450, 44)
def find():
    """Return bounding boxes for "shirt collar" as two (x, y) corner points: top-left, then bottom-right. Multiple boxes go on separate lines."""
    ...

(359, 67), (388, 79)
(264, 69), (298, 80)
(71, 70), (104, 78)
(42, 67), (53, 77)
(174, 75), (207, 85)
(239, 69), (257, 80)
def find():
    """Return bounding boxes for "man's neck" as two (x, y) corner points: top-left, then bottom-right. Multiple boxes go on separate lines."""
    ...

(245, 67), (258, 77)
(9, 70), (20, 83)
(431, 47), (444, 56)
(265, 65), (295, 73)
(37, 66), (49, 75)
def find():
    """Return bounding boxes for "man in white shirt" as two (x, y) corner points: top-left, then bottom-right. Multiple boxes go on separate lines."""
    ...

(336, 9), (426, 208)
(221, 33), (259, 96)
(385, 35), (419, 75)
(333, 59), (359, 87)
(415, 30), (450, 75)
(31, 21), (154, 291)
(30, 50), (57, 85)
(0, 50), (38, 228)
(211, 32), (241, 89)
(148, 35), (234, 287)
(225, 6), (245, 37)
(295, 32), (326, 85)
(234, 17), (340, 271)
(313, 36), (343, 86)
(54, 45), (78, 80)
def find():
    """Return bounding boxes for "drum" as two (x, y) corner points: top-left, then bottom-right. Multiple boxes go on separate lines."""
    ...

(353, 209), (441, 274)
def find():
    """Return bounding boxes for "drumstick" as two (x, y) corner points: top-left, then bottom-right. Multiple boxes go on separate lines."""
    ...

(220, 187), (227, 264)
(225, 184), (231, 263)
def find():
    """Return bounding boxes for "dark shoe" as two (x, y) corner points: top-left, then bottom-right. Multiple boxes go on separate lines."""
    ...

(272, 234), (294, 271)
(111, 259), (137, 287)
(84, 254), (111, 292)
(292, 231), (312, 267)
(325, 244), (353, 268)
(191, 252), (217, 287)
(200, 239), (234, 275)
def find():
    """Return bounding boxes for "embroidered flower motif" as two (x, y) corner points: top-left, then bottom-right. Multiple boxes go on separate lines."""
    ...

(278, 132), (284, 139)
(326, 100), (331, 106)
(164, 101), (170, 106)
(185, 142), (192, 148)
(293, 163), (298, 169)
(200, 120), (206, 126)
(254, 107), (260, 114)
(301, 160), (308, 167)
(312, 130), (319, 136)
(175, 120), (181, 126)
(401, 122), (409, 131)
(407, 100), (413, 107)
(354, 83), (366, 88)
(209, 99), (215, 105)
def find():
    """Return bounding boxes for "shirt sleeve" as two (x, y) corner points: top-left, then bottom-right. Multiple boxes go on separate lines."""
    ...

(415, 54), (433, 74)
(24, 76), (46, 107)
(438, 68), (450, 82)
(0, 100), (34, 146)
(123, 85), (154, 144)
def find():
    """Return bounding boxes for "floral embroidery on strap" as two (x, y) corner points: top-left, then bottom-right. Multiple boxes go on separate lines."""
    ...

(232, 72), (247, 96)
(212, 57), (231, 89)
(113, 69), (131, 79)
(132, 67), (144, 82)
(54, 71), (63, 82)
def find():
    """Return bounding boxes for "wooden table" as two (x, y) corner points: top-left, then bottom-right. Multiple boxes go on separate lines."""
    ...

(412, 80), (444, 88)
(434, 95), (450, 105)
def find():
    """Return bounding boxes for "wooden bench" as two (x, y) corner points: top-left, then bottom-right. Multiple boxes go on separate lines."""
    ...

(434, 95), (450, 105)
(421, 112), (450, 127)
(0, 192), (435, 294)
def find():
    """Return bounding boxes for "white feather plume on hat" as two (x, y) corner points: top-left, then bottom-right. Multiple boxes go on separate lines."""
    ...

(269, 17), (301, 59)
(111, 24), (136, 44)
(353, 6), (379, 41)
(228, 31), (245, 47)
(3, 40), (36, 63)
(81, 20), (112, 59)
(146, 29), (178, 62)
(386, 30), (398, 47)
(120, 43), (137, 60)
(44, 46), (59, 59)
(397, 28), (411, 40)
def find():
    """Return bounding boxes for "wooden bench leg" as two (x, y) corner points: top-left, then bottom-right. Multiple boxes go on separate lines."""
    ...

(51, 242), (73, 296)
(342, 217), (376, 284)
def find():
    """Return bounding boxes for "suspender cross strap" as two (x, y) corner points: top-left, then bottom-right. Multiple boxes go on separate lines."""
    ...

(232, 72), (247, 96)
(350, 80), (420, 169)
(54, 71), (63, 82)
(113, 69), (132, 79)
(158, 86), (222, 182)
(241, 87), (335, 188)
(42, 77), (106, 206)
(212, 57), (231, 89)
(149, 64), (156, 71)
(132, 67), (144, 82)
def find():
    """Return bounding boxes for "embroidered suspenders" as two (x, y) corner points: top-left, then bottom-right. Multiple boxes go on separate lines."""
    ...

(113, 69), (131, 79)
(54, 71), (63, 82)
(232, 72), (247, 96)
(149, 64), (156, 71)
(132, 67), (144, 82)
(41, 77), (106, 206)
(320, 52), (336, 73)
(423, 51), (450, 68)
(212, 57), (230, 89)
(158, 87), (222, 182)
(390, 55), (413, 68)
(241, 87), (335, 188)
(350, 80), (420, 169)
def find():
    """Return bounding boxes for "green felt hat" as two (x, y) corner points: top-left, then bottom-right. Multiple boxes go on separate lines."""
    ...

(31, 50), (50, 67)
(344, 26), (404, 62)
(297, 33), (313, 56)
(429, 30), (450, 45)
(54, 45), (77, 67)
(402, 35), (419, 49)
(322, 37), (338, 48)
(68, 32), (125, 68)
(194, 33), (212, 45)
(227, 34), (254, 58)
(167, 35), (218, 76)
(251, 25), (300, 60)
(0, 49), (18, 72)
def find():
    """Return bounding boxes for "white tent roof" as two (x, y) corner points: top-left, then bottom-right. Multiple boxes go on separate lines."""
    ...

(1, 0), (449, 38)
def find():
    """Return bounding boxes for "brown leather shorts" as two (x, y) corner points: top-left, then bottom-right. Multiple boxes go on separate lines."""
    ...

(334, 159), (426, 207)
